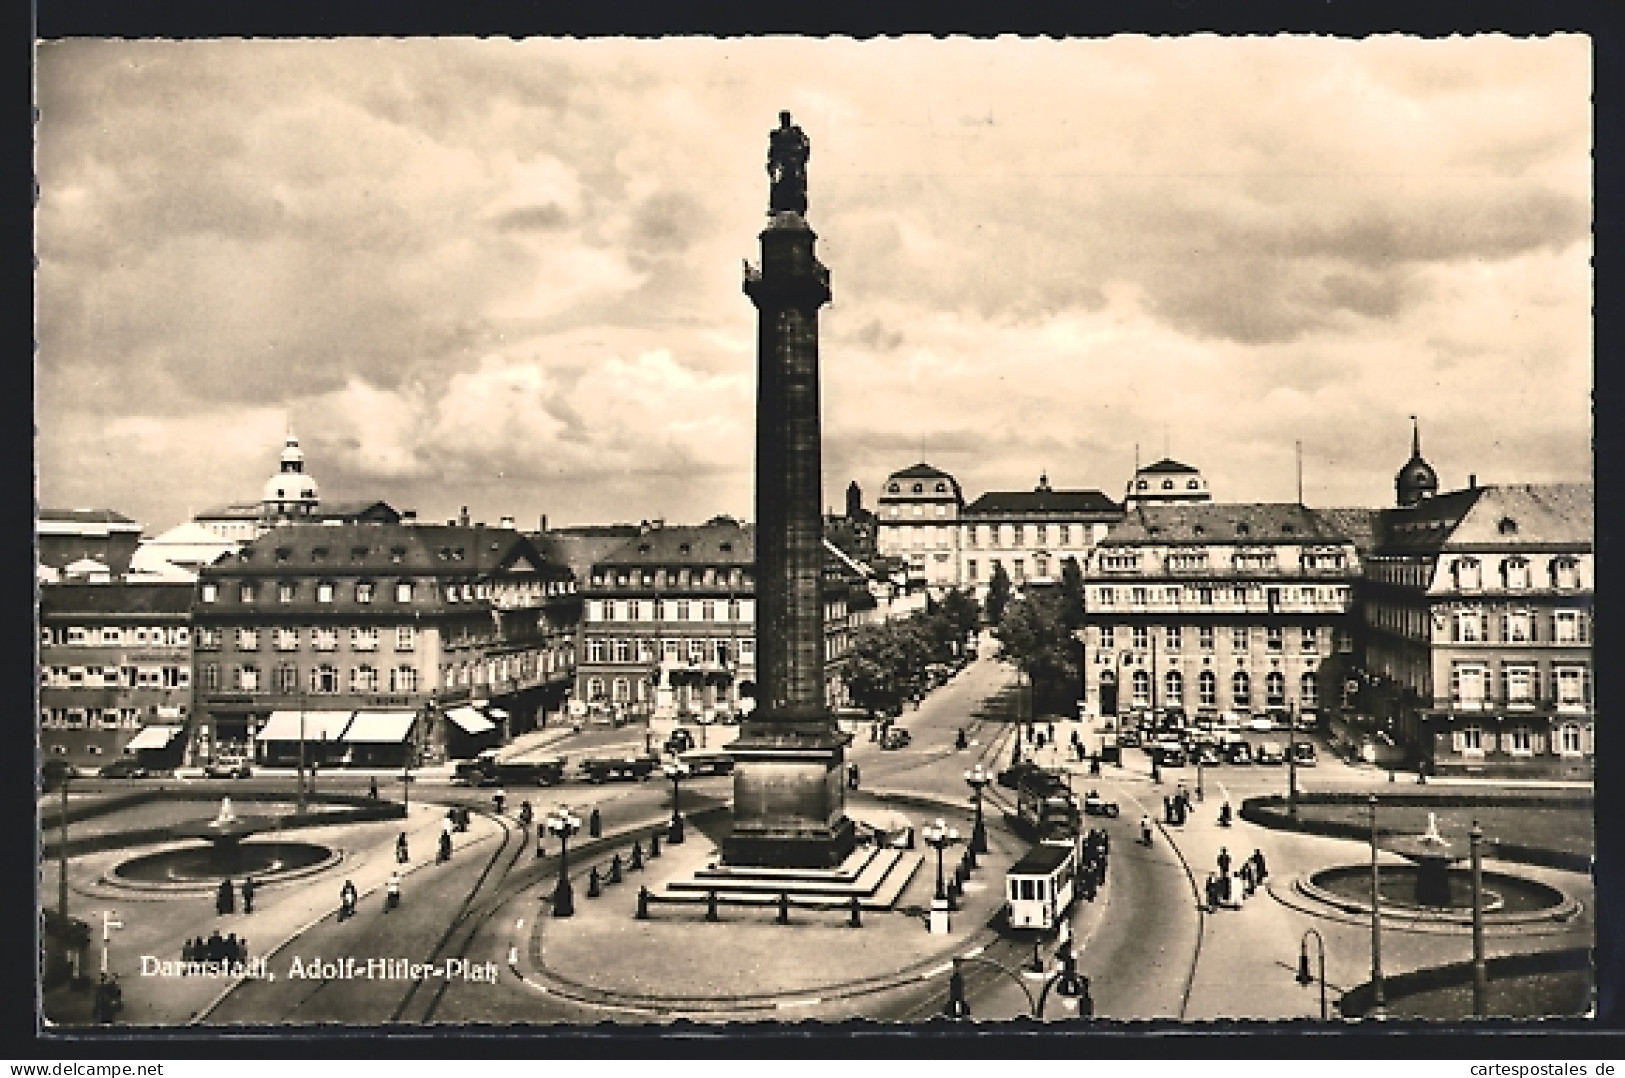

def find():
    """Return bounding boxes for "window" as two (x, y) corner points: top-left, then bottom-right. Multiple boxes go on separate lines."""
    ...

(1199, 626), (1215, 651)
(1455, 612), (1482, 643)
(276, 664), (298, 692)
(715, 639), (731, 665)
(277, 583), (295, 603)
(274, 627), (298, 651)
(240, 584), (255, 604)
(313, 628), (337, 652)
(1166, 626), (1182, 651)
(676, 600), (690, 622)
(236, 628), (260, 651)
(391, 666), (418, 693)
(1231, 671), (1251, 709)
(396, 582), (413, 603)
(201, 584), (218, 603)
(1266, 627), (1283, 652)
(395, 626), (416, 651)
(352, 665), (379, 693)
(1453, 558), (1482, 591)
(1451, 662), (1491, 706)
(1131, 587), (1148, 606)
(1506, 725), (1533, 755)
(663, 639), (680, 661)
(612, 677), (631, 703)
(1165, 670), (1184, 705)
(1013, 559), (1025, 582)
(356, 582), (373, 603)
(739, 639), (755, 662)
(200, 664), (219, 691)
(1504, 664), (1537, 705)
(1460, 725), (1484, 753)
(967, 560), (978, 582)
(236, 664), (260, 692)
(587, 639), (606, 663)
(1132, 626), (1149, 651)
(1299, 671), (1317, 707)
(613, 639), (632, 663)
(317, 583), (335, 603)
(1551, 557), (1580, 590)
(1559, 723), (1584, 755)
(701, 601), (715, 622)
(352, 627), (378, 651)
(1231, 627), (1248, 652)
(1501, 558), (1530, 590)
(1060, 525), (1071, 545)
(1504, 612), (1532, 643)
(1099, 626), (1114, 649)
(1556, 666), (1588, 709)
(1301, 627), (1318, 652)
(1131, 670), (1151, 706)
(1098, 588), (1114, 607)
(1554, 610), (1587, 644)
(198, 627), (221, 650)
(311, 665), (338, 694)
(1265, 671), (1286, 708)
(688, 639), (707, 661)
(637, 639), (657, 663)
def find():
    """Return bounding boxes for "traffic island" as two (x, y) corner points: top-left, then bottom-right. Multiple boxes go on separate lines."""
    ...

(520, 800), (1026, 1017)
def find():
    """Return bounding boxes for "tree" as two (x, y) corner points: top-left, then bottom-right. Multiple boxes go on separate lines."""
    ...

(939, 587), (981, 650)
(1058, 557), (1085, 632)
(995, 589), (1083, 718)
(985, 563), (1012, 626)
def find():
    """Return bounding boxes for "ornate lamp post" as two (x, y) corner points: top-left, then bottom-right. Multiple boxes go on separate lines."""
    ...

(546, 806), (582, 918)
(964, 764), (991, 856)
(945, 944), (1092, 1020)
(1296, 927), (1328, 1020)
(1287, 700), (1299, 821)
(922, 818), (960, 901)
(1368, 794), (1385, 1018)
(663, 759), (691, 845)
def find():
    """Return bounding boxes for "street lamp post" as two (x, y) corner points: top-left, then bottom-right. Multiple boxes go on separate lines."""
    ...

(964, 765), (991, 856)
(546, 806), (582, 918)
(297, 697), (307, 816)
(1470, 819), (1488, 1017)
(1288, 701), (1299, 821)
(1296, 927), (1328, 1020)
(1368, 794), (1385, 1018)
(100, 909), (123, 976)
(945, 944), (1092, 1020)
(663, 760), (691, 845)
(922, 818), (960, 901)
(58, 774), (70, 921)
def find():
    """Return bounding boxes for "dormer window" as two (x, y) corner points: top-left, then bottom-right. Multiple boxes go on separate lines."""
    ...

(1235, 523), (1250, 537)
(350, 546), (369, 561)
(1192, 525), (1204, 537)
(1136, 480), (1148, 490)
(678, 543), (691, 556)
(1281, 523), (1295, 535)
(1162, 480), (1174, 490)
(935, 482), (947, 492)
(275, 548), (292, 563)
(390, 547), (406, 563)
(1498, 517), (1519, 535)
(1187, 479), (1200, 489)
(912, 483), (923, 493)
(238, 549), (254, 562)
(887, 483), (899, 493)
(1453, 557), (1483, 591)
(312, 547), (329, 561)
(638, 543), (651, 554)
(720, 542), (733, 553)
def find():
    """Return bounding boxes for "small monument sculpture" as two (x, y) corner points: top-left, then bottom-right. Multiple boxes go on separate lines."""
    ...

(1384, 811), (1465, 907)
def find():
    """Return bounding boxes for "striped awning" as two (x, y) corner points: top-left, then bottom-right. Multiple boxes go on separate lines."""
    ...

(342, 710), (417, 744)
(256, 710), (354, 742)
(125, 724), (183, 751)
(445, 706), (496, 735)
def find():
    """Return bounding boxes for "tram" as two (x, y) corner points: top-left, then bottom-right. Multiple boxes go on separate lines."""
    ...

(1005, 840), (1078, 930)
(1011, 766), (1082, 842)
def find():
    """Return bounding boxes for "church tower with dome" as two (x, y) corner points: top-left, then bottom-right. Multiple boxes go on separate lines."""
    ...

(262, 429), (321, 524)
(1394, 415), (1439, 508)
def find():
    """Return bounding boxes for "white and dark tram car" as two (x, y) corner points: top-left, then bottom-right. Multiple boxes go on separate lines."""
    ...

(1005, 832), (1083, 931)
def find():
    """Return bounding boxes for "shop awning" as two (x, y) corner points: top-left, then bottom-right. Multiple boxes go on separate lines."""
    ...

(342, 710), (417, 744)
(445, 706), (496, 735)
(486, 708), (509, 721)
(125, 724), (183, 751)
(256, 710), (354, 742)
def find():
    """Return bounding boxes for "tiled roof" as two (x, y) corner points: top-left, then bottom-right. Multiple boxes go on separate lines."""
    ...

(887, 462), (955, 481)
(203, 522), (560, 578)
(1313, 507), (1384, 557)
(964, 490), (1121, 517)
(1100, 503), (1353, 546)
(40, 580), (195, 617)
(1136, 458), (1200, 475)
(1377, 483), (1593, 553)
(39, 508), (140, 527)
(599, 521), (755, 566)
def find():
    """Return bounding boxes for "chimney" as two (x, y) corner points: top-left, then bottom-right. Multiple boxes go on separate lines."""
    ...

(539, 513), (549, 533)
(1469, 474), (1477, 490)
(402, 510), (417, 523)
(499, 515), (515, 530)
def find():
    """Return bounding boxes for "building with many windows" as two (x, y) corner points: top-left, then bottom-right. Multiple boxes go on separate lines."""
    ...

(961, 474), (1121, 602)
(1361, 480), (1593, 778)
(1080, 503), (1362, 724)
(194, 431), (401, 542)
(874, 463), (965, 595)
(39, 581), (194, 768)
(575, 518), (856, 723)
(191, 523), (578, 768)
(1123, 458), (1213, 505)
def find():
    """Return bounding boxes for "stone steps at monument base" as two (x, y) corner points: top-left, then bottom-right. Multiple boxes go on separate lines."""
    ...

(657, 849), (924, 909)
(683, 844), (879, 887)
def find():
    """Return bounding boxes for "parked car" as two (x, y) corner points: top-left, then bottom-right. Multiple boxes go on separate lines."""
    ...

(1223, 741), (1253, 765)
(1246, 716), (1275, 733)
(881, 727), (912, 750)
(1292, 742), (1318, 766)
(1255, 742), (1286, 765)
(98, 759), (149, 779)
(203, 758), (253, 779)
(40, 760), (82, 790)
(664, 727), (697, 755)
(1117, 729), (1142, 749)
(1194, 744), (1223, 767)
(1155, 744), (1187, 768)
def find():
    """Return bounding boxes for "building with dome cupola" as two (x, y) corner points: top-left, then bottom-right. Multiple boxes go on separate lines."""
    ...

(1124, 458), (1212, 505)
(875, 462), (965, 594)
(263, 432), (321, 523)
(1395, 416), (1440, 508)
(195, 429), (401, 542)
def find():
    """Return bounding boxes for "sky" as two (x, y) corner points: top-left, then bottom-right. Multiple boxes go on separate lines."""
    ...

(36, 35), (1593, 534)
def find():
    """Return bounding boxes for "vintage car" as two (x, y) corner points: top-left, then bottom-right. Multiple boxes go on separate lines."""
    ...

(880, 727), (912, 750)
(1255, 742), (1286, 765)
(98, 758), (149, 779)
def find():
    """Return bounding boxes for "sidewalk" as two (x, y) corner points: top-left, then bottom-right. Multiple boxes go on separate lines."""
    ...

(40, 802), (500, 1028)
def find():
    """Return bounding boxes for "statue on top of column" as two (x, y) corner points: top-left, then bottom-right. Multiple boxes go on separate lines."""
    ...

(767, 110), (810, 215)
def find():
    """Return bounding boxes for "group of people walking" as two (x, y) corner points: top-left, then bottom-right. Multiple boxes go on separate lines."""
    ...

(1162, 785), (1196, 826)
(1204, 846), (1269, 912)
(181, 930), (249, 967)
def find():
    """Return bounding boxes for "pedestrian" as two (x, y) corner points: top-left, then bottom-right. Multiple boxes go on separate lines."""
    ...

(386, 870), (402, 912)
(443, 813), (455, 839)
(225, 933), (240, 962)
(206, 929), (225, 962)
(1216, 846), (1232, 878)
(1251, 849), (1268, 883)
(1219, 801), (1233, 827)
(241, 876), (256, 915)
(494, 788), (507, 815)
(1220, 871), (1234, 906)
(216, 877), (235, 916)
(438, 831), (453, 863)
(1240, 859), (1257, 898)
(368, 776), (379, 799)
(1204, 873), (1218, 912)
(339, 880), (358, 920)
(396, 832), (410, 864)
(1140, 815), (1153, 847)
(1163, 796), (1174, 825)
(589, 808), (603, 838)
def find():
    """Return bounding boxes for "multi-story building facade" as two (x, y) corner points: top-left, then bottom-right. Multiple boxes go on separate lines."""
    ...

(38, 509), (144, 580)
(961, 474), (1122, 602)
(1361, 480), (1593, 778)
(575, 519), (855, 722)
(1080, 503), (1362, 724)
(39, 581), (194, 768)
(191, 523), (578, 768)
(874, 463), (964, 596)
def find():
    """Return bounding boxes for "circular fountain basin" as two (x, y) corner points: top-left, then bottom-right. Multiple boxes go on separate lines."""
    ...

(111, 840), (340, 890)
(1299, 864), (1577, 925)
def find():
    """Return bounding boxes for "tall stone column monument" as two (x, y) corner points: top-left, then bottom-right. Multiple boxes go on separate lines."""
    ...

(724, 112), (857, 868)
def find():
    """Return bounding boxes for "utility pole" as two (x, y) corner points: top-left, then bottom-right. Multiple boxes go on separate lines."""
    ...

(1470, 820), (1488, 1017)
(1368, 795), (1385, 1018)
(58, 777), (70, 920)
(297, 689), (307, 816)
